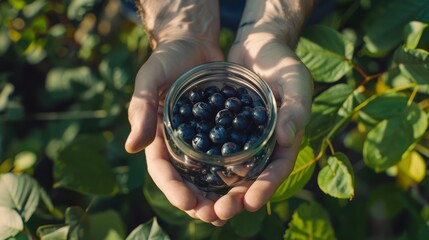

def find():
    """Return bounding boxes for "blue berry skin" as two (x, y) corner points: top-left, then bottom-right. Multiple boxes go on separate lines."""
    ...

(192, 133), (211, 152)
(243, 137), (259, 150)
(204, 174), (225, 187)
(204, 86), (220, 97)
(221, 85), (237, 98)
(225, 97), (242, 113)
(253, 98), (265, 108)
(215, 109), (233, 127)
(240, 94), (253, 107)
(189, 87), (204, 103)
(232, 113), (250, 130)
(241, 106), (253, 119)
(172, 114), (184, 129)
(208, 93), (225, 110)
(179, 104), (193, 118)
(221, 142), (241, 156)
(237, 87), (248, 96)
(176, 123), (196, 144)
(252, 106), (268, 125)
(206, 145), (222, 155)
(230, 129), (248, 146)
(192, 102), (212, 120)
(196, 120), (213, 134)
(209, 124), (230, 144)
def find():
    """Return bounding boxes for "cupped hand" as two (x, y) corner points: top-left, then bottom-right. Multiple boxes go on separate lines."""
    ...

(125, 37), (227, 225)
(212, 32), (313, 220)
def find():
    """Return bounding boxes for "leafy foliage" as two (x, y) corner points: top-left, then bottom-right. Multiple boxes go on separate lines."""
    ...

(1, 0), (429, 239)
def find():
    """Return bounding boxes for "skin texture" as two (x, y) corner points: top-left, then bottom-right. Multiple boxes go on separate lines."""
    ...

(127, 0), (315, 226)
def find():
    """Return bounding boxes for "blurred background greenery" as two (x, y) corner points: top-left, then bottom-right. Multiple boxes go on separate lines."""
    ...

(1, 0), (429, 239)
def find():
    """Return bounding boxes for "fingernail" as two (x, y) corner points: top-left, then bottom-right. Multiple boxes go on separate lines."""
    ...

(278, 122), (296, 147)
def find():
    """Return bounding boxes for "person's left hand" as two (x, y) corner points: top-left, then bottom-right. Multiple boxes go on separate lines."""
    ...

(211, 30), (313, 220)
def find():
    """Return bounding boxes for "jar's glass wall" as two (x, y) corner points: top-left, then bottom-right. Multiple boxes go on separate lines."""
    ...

(163, 62), (277, 191)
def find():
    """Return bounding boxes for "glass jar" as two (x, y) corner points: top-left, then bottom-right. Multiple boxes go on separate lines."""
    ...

(163, 61), (277, 192)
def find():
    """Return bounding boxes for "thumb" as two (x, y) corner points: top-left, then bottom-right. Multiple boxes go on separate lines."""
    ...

(275, 97), (311, 148)
(125, 58), (162, 153)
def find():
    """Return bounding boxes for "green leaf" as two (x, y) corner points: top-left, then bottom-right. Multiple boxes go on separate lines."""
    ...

(317, 152), (355, 199)
(87, 210), (126, 240)
(0, 207), (23, 239)
(126, 218), (170, 240)
(296, 25), (354, 82)
(230, 208), (266, 238)
(37, 224), (69, 240)
(270, 143), (315, 202)
(284, 201), (337, 240)
(65, 207), (88, 240)
(394, 47), (429, 92)
(404, 21), (429, 50)
(363, 116), (415, 172)
(363, 0), (429, 55)
(54, 134), (118, 195)
(307, 84), (365, 148)
(359, 92), (428, 138)
(358, 92), (409, 125)
(0, 173), (40, 221)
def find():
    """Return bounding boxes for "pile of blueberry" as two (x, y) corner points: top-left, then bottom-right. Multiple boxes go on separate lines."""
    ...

(172, 84), (269, 156)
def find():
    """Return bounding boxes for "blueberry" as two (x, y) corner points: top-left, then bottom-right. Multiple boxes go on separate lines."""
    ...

(232, 113), (250, 130)
(230, 129), (248, 146)
(221, 142), (241, 156)
(204, 86), (220, 96)
(241, 106), (253, 119)
(209, 124), (230, 144)
(240, 94), (253, 107)
(192, 133), (211, 152)
(225, 97), (242, 113)
(192, 102), (212, 120)
(252, 106), (268, 125)
(237, 87), (248, 96)
(208, 92), (225, 110)
(243, 136), (259, 150)
(215, 109), (233, 127)
(196, 120), (213, 134)
(205, 174), (225, 187)
(221, 85), (237, 98)
(189, 87), (204, 103)
(253, 98), (265, 108)
(176, 123), (195, 144)
(172, 114), (184, 128)
(179, 103), (192, 118)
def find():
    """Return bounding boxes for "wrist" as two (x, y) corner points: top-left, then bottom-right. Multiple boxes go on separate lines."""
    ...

(136, 0), (220, 48)
(235, 0), (315, 48)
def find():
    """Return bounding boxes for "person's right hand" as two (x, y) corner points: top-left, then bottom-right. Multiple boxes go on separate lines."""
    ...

(125, 0), (227, 226)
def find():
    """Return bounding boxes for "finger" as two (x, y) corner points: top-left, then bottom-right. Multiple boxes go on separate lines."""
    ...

(244, 131), (304, 212)
(214, 182), (252, 220)
(145, 119), (198, 211)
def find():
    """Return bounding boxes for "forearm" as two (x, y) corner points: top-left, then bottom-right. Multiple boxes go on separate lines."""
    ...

(236, 0), (316, 47)
(135, 0), (220, 48)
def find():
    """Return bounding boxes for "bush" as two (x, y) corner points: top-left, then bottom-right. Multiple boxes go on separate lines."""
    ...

(0, 0), (428, 239)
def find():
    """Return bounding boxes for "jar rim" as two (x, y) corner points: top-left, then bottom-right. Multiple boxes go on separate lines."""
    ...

(163, 61), (278, 165)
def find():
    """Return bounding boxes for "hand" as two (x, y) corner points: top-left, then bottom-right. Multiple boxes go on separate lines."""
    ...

(212, 0), (314, 220)
(125, 0), (228, 226)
